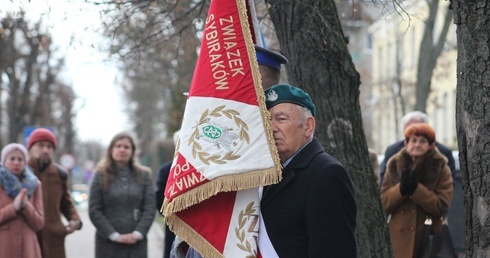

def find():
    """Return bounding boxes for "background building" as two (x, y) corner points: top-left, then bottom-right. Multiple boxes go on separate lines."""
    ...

(369, 0), (457, 153)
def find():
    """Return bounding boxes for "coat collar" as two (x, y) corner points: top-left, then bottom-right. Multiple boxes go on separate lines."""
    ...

(389, 147), (447, 185)
(27, 158), (57, 176)
(261, 138), (324, 207)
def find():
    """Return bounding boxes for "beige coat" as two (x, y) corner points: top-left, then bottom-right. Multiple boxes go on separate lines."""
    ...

(381, 147), (453, 258)
(0, 180), (45, 258)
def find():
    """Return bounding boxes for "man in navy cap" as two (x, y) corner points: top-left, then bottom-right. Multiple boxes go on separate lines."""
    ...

(255, 45), (288, 89)
(259, 84), (357, 257)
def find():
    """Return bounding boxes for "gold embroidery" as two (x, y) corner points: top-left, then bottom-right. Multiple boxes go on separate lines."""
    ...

(190, 105), (250, 165)
(235, 201), (259, 258)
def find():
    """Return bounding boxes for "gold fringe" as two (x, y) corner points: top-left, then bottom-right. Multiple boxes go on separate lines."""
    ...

(237, 0), (283, 180)
(163, 167), (280, 216)
(166, 214), (224, 258)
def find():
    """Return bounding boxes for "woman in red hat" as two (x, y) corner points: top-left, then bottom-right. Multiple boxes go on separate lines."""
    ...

(381, 123), (453, 258)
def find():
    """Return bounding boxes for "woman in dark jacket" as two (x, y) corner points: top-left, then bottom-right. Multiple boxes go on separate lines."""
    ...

(381, 123), (453, 258)
(89, 132), (155, 258)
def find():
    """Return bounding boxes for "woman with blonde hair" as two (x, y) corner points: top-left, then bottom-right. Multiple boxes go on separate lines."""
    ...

(89, 132), (155, 258)
(381, 123), (453, 258)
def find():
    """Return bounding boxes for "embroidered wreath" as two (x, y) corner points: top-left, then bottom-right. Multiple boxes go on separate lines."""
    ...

(189, 105), (250, 165)
(235, 202), (258, 258)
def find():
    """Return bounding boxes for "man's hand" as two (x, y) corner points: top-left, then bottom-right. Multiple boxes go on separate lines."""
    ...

(66, 220), (81, 233)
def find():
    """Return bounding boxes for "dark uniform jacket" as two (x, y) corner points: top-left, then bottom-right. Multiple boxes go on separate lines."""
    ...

(155, 161), (176, 258)
(261, 138), (357, 257)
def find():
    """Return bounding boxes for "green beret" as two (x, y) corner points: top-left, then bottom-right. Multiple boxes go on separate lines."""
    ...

(264, 84), (316, 117)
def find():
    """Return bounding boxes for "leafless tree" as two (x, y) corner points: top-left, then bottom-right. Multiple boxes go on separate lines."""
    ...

(414, 0), (453, 113)
(0, 12), (77, 154)
(97, 0), (203, 161)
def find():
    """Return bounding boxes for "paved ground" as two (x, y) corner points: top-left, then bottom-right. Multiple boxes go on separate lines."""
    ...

(65, 201), (164, 258)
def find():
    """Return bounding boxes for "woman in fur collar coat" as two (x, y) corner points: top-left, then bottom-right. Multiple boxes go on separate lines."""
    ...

(381, 123), (453, 258)
(89, 132), (155, 258)
(0, 143), (44, 258)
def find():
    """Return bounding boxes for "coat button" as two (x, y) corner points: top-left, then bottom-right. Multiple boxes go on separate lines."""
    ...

(411, 209), (415, 213)
(411, 227), (414, 231)
(400, 211), (405, 215)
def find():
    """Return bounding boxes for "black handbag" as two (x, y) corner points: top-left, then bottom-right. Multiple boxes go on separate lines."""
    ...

(417, 217), (457, 258)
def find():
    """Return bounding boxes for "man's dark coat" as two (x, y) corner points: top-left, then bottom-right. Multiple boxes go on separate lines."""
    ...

(261, 138), (357, 257)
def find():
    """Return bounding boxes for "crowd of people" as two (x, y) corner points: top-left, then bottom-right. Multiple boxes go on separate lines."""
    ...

(0, 128), (83, 258)
(0, 45), (458, 258)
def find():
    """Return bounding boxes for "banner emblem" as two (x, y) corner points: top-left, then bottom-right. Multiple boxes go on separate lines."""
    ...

(190, 105), (250, 165)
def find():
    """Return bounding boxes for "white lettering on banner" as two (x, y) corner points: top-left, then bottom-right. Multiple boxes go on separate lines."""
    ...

(167, 159), (208, 198)
(171, 160), (191, 178)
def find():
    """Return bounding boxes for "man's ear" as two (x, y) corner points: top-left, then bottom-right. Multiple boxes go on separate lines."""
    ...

(305, 117), (316, 138)
(404, 140), (408, 147)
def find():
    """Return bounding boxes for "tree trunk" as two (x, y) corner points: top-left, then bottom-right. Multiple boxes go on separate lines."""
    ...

(452, 0), (490, 257)
(414, 0), (453, 112)
(266, 0), (392, 256)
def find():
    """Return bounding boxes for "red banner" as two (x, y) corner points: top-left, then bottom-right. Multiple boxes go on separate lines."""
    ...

(163, 0), (281, 257)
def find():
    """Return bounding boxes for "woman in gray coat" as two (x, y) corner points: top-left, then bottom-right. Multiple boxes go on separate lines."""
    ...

(89, 132), (155, 258)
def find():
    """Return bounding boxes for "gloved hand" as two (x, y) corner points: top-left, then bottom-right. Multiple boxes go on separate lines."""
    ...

(408, 171), (419, 196)
(399, 169), (411, 197)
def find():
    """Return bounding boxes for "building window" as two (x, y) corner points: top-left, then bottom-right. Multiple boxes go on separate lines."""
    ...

(398, 34), (404, 71)
(442, 93), (448, 143)
(387, 42), (392, 78)
(378, 47), (383, 81)
(378, 113), (383, 151)
(433, 96), (438, 133)
(367, 34), (372, 50)
(411, 27), (416, 69)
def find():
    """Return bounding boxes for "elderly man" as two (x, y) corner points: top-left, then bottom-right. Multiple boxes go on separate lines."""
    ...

(259, 84), (357, 257)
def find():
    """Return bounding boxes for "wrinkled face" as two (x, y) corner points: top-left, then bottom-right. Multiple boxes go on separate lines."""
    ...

(111, 138), (133, 165)
(269, 103), (313, 163)
(4, 150), (26, 175)
(405, 135), (433, 158)
(29, 141), (54, 163)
